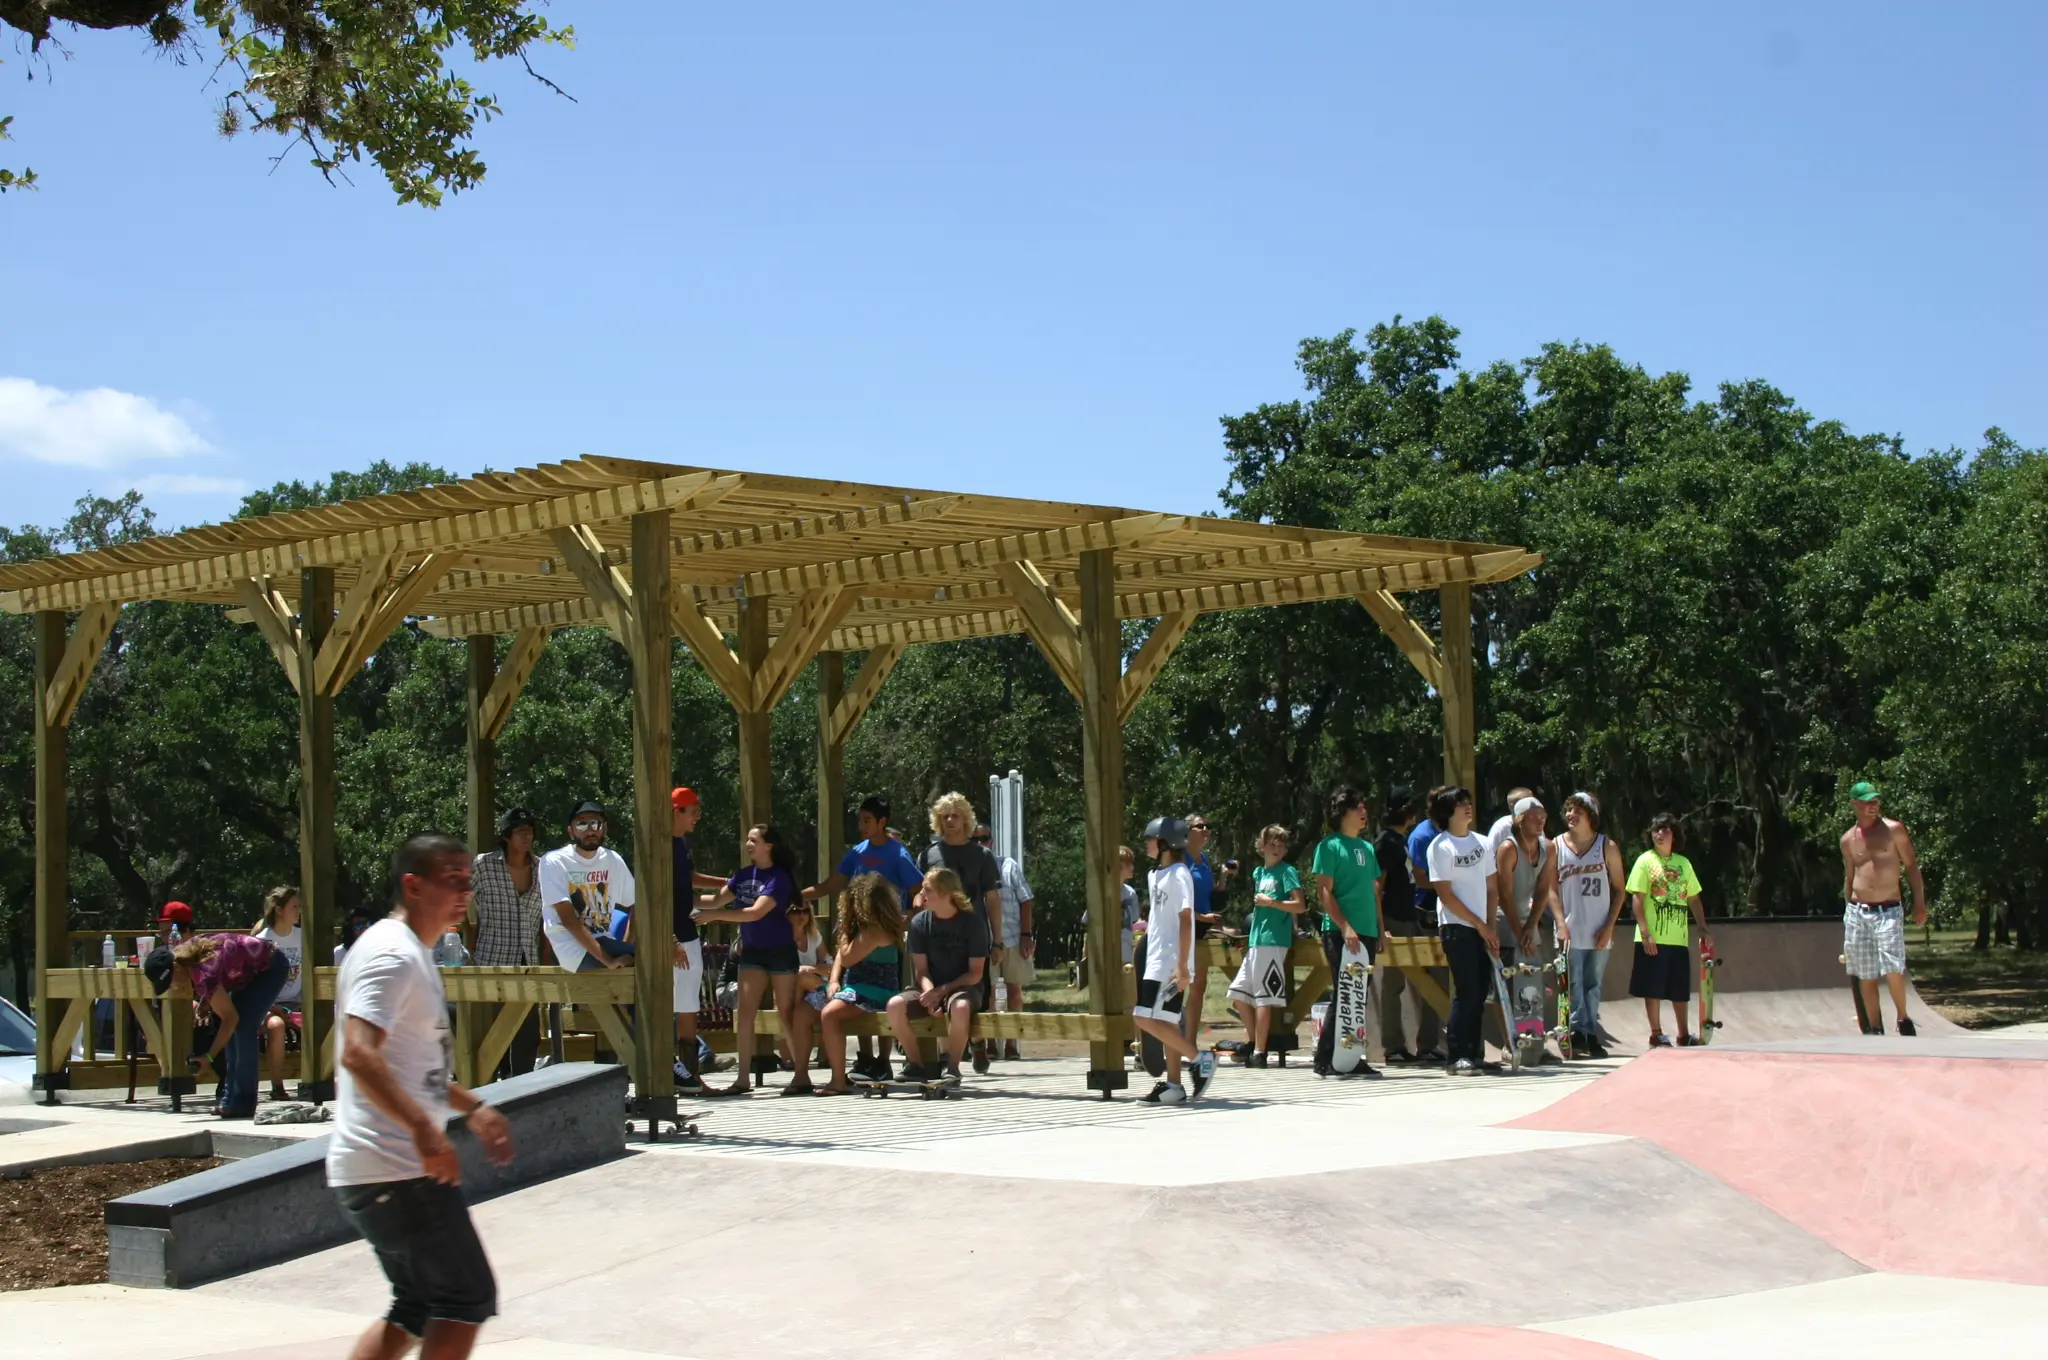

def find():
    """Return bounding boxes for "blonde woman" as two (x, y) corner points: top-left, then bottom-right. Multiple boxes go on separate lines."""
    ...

(252, 886), (304, 1101)
(885, 868), (988, 1085)
(814, 873), (906, 1095)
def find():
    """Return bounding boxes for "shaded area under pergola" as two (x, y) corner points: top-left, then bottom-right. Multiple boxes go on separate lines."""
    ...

(2, 456), (1537, 1108)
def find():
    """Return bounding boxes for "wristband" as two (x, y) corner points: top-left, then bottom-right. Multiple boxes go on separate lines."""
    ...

(1019, 931), (1034, 938)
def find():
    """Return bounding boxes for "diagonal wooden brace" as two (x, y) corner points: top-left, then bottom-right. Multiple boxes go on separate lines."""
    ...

(550, 525), (637, 652)
(1118, 610), (1194, 724)
(42, 601), (120, 728)
(997, 559), (1084, 701)
(754, 584), (857, 711)
(824, 642), (904, 746)
(479, 627), (549, 741)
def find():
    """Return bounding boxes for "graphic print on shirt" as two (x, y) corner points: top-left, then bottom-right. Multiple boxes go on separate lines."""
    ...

(564, 866), (618, 933)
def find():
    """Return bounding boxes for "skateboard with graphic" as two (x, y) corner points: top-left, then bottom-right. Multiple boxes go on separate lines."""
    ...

(1491, 957), (1535, 1072)
(851, 1072), (961, 1100)
(1327, 957), (1371, 1075)
(1503, 958), (1549, 1067)
(1552, 948), (1573, 1051)
(1697, 938), (1723, 1044)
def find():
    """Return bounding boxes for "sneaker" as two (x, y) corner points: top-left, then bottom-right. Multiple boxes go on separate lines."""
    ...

(1585, 1039), (1611, 1060)
(1677, 1034), (1703, 1047)
(972, 1043), (990, 1075)
(1354, 1061), (1383, 1080)
(1248, 1052), (1269, 1069)
(1384, 1048), (1417, 1065)
(1450, 1058), (1478, 1076)
(1231, 1046), (1253, 1065)
(940, 1063), (964, 1085)
(1897, 1018), (1918, 1037)
(1188, 1051), (1216, 1101)
(1649, 1033), (1674, 1048)
(898, 1061), (928, 1083)
(1157, 1082), (1188, 1105)
(675, 1072), (706, 1097)
(1003, 1042), (1021, 1061)
(1140, 1080), (1171, 1103)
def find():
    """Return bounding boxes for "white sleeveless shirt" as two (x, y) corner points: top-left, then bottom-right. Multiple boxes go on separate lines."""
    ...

(1555, 833), (1613, 945)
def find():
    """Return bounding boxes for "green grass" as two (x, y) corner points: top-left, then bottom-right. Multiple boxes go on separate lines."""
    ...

(1912, 929), (2048, 1029)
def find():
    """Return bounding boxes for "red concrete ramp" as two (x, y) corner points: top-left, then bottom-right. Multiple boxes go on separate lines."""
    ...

(1509, 1048), (2048, 1285)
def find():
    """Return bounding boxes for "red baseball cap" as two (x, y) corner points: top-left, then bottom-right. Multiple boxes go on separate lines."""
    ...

(671, 787), (700, 810)
(157, 901), (194, 925)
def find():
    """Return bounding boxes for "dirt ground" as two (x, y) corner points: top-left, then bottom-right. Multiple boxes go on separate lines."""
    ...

(0, 1157), (221, 1292)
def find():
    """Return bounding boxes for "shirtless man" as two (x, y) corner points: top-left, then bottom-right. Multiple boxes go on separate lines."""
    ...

(1839, 781), (1929, 1036)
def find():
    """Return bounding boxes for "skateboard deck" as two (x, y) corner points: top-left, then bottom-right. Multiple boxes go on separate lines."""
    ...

(1503, 958), (1549, 1065)
(1328, 956), (1370, 1074)
(1697, 939), (1722, 1044)
(851, 1074), (960, 1100)
(1552, 948), (1572, 1051)
(1842, 952), (1874, 1033)
(1491, 958), (1530, 1072)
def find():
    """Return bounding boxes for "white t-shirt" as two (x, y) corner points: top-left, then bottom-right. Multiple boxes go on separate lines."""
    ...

(1486, 814), (1515, 864)
(1143, 862), (1193, 982)
(259, 924), (304, 1005)
(1428, 831), (1494, 928)
(539, 845), (636, 972)
(327, 919), (452, 1187)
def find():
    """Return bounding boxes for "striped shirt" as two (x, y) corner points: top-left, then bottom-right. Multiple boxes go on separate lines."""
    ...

(472, 849), (545, 966)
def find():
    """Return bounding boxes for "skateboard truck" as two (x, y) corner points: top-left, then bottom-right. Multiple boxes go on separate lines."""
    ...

(625, 1092), (701, 1140)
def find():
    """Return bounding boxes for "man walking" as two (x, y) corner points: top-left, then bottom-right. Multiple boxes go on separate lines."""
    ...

(976, 823), (1036, 1060)
(1839, 781), (1929, 1035)
(330, 832), (515, 1360)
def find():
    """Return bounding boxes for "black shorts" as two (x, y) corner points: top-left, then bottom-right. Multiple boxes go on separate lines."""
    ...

(336, 1177), (497, 1334)
(1132, 976), (1185, 1021)
(1629, 941), (1692, 1003)
(737, 943), (800, 975)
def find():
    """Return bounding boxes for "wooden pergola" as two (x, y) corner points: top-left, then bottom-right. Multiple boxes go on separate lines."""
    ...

(2, 456), (1536, 1107)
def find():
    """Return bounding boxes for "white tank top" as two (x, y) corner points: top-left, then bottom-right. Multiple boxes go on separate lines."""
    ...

(1502, 834), (1549, 912)
(1555, 833), (1612, 944)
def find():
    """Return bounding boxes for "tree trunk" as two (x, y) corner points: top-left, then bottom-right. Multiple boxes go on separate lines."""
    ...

(1975, 900), (1992, 951)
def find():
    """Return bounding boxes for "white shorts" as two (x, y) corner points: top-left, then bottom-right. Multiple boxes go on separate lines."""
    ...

(672, 937), (703, 1015)
(1226, 945), (1291, 1008)
(1132, 975), (1185, 1022)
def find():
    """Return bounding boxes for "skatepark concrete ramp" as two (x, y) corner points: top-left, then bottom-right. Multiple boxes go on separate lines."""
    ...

(1592, 917), (1958, 1047)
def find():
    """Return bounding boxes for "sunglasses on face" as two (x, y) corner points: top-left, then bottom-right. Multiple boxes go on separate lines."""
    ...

(1189, 823), (1209, 831)
(572, 820), (603, 831)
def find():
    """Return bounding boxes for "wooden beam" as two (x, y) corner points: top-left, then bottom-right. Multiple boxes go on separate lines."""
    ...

(339, 553), (456, 686)
(312, 552), (399, 695)
(816, 651), (846, 911)
(1112, 549), (1527, 619)
(628, 509), (676, 1109)
(232, 579), (303, 691)
(42, 601), (120, 729)
(741, 513), (1188, 598)
(1118, 610), (1194, 725)
(466, 636), (497, 857)
(1077, 548), (1128, 1095)
(32, 612), (68, 1095)
(670, 595), (751, 709)
(824, 642), (904, 747)
(295, 567), (337, 1099)
(753, 584), (856, 711)
(997, 559), (1084, 702)
(479, 626), (549, 741)
(737, 594), (773, 828)
(8, 470), (744, 613)
(550, 526), (636, 651)
(1439, 582), (1476, 792)
(1358, 589), (1443, 690)
(672, 495), (957, 560)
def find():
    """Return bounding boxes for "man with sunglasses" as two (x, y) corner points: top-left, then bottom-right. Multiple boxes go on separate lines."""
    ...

(539, 801), (636, 975)
(1181, 814), (1234, 1047)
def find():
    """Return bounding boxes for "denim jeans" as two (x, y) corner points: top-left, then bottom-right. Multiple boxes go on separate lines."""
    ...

(1440, 923), (1491, 1065)
(336, 1177), (497, 1334)
(219, 950), (290, 1112)
(573, 936), (636, 972)
(1568, 947), (1608, 1040)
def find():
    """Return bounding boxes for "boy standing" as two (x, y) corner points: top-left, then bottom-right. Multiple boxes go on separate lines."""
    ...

(1133, 816), (1215, 1104)
(1228, 825), (1304, 1067)
(1311, 786), (1384, 1078)
(1624, 813), (1714, 1047)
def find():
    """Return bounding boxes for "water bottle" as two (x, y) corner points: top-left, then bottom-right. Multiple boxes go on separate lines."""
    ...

(101, 934), (116, 968)
(437, 931), (469, 967)
(994, 979), (1008, 1010)
(168, 923), (182, 946)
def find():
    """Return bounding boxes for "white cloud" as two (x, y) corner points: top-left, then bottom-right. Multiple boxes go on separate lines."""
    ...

(132, 474), (251, 497)
(0, 376), (214, 469)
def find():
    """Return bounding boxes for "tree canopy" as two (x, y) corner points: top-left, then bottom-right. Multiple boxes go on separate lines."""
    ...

(0, 1), (570, 203)
(4, 316), (2044, 1000)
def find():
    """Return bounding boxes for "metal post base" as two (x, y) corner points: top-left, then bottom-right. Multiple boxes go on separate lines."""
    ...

(625, 1092), (699, 1140)
(32, 1069), (70, 1105)
(1086, 1066), (1129, 1099)
(297, 1079), (336, 1104)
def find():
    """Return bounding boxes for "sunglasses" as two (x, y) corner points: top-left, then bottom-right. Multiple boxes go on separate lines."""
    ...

(1189, 822), (1209, 831)
(572, 819), (604, 831)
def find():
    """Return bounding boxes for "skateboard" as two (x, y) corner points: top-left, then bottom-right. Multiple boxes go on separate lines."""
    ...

(1327, 957), (1370, 1075)
(1841, 953), (1875, 1033)
(1491, 957), (1539, 1072)
(851, 1073), (960, 1100)
(1697, 939), (1723, 1044)
(1502, 959), (1549, 1067)
(1552, 948), (1573, 1052)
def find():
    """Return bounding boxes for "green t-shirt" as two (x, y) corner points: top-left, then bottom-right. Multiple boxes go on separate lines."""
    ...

(1247, 862), (1302, 947)
(1625, 850), (1702, 947)
(1311, 834), (1380, 937)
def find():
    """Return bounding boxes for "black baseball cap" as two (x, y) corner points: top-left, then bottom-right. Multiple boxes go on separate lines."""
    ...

(499, 807), (538, 838)
(568, 800), (607, 823)
(143, 946), (176, 996)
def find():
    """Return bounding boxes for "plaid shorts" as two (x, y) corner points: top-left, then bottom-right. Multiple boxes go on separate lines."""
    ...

(1843, 902), (1907, 979)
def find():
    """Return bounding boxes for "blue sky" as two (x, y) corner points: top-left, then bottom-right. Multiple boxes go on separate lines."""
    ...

(2, 2), (2042, 532)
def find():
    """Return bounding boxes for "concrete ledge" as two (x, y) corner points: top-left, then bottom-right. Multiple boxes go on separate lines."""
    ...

(106, 1061), (627, 1288)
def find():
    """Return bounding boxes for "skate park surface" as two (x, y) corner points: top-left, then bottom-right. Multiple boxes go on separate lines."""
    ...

(6, 920), (2044, 1359)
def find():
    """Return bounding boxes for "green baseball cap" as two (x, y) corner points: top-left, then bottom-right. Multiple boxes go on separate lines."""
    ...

(1849, 780), (1881, 803)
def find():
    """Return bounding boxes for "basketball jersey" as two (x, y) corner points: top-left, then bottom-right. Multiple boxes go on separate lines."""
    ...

(1555, 833), (1612, 944)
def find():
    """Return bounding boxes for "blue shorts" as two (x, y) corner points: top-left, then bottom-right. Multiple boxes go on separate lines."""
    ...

(336, 1178), (496, 1334)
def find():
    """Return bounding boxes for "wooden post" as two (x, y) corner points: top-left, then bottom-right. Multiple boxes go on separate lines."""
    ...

(1438, 583), (1477, 793)
(628, 510), (677, 1120)
(815, 651), (846, 901)
(466, 635), (498, 855)
(736, 592), (773, 830)
(32, 611), (68, 1101)
(296, 567), (338, 1101)
(1078, 549), (1129, 1096)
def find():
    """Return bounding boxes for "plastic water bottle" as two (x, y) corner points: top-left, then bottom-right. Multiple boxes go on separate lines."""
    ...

(101, 935), (116, 968)
(994, 979), (1009, 1010)
(168, 923), (182, 946)
(436, 931), (469, 967)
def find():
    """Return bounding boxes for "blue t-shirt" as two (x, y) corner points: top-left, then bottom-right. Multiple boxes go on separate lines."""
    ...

(1189, 853), (1217, 939)
(728, 865), (797, 951)
(837, 837), (925, 906)
(1407, 819), (1440, 912)
(673, 835), (698, 944)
